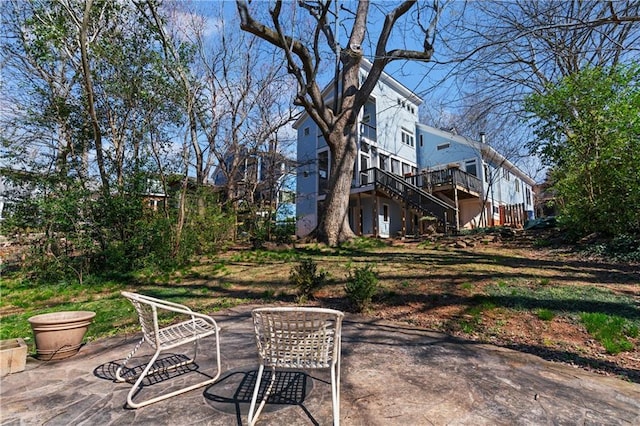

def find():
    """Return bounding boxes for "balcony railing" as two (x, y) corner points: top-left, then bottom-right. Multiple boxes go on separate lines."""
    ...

(414, 168), (483, 195)
(357, 167), (455, 227)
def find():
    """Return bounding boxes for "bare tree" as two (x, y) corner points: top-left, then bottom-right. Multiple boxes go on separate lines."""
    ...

(237, 0), (442, 246)
(431, 0), (640, 149)
(141, 1), (296, 242)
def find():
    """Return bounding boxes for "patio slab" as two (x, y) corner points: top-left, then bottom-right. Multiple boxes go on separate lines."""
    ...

(1, 305), (639, 425)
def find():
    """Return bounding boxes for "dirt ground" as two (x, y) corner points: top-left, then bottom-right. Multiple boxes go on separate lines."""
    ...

(343, 233), (640, 382)
(212, 230), (639, 382)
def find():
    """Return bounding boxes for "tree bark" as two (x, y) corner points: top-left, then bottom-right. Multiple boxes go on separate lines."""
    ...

(318, 131), (359, 244)
(77, 0), (109, 195)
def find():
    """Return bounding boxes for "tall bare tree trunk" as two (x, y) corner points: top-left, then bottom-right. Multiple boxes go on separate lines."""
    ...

(78, 0), (109, 195)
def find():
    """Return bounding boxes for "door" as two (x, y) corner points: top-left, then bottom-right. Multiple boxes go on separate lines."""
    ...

(379, 203), (390, 238)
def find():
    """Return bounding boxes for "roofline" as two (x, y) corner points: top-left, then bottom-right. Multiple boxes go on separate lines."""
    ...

(416, 123), (536, 187)
(293, 58), (423, 129)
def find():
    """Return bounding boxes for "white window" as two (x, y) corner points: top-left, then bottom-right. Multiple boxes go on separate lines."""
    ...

(379, 154), (389, 171)
(360, 154), (370, 185)
(391, 158), (400, 175)
(401, 129), (414, 147)
(515, 179), (520, 192)
(465, 159), (477, 177)
(318, 150), (329, 194)
(503, 168), (510, 181)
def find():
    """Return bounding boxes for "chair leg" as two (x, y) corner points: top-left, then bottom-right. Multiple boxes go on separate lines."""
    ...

(331, 364), (340, 426)
(248, 365), (277, 426)
(115, 337), (145, 382)
(248, 365), (264, 426)
(123, 341), (222, 409)
(127, 348), (162, 408)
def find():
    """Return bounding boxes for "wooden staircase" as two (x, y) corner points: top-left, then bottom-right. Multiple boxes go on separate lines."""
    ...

(364, 168), (456, 229)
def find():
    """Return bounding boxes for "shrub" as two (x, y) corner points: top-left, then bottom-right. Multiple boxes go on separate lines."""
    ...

(580, 312), (637, 354)
(345, 264), (379, 312)
(536, 308), (555, 321)
(289, 258), (328, 302)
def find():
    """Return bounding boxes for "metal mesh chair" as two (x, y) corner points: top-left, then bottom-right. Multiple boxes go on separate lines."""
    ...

(248, 307), (344, 426)
(115, 291), (221, 408)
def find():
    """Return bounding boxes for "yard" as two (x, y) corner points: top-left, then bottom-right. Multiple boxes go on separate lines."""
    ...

(1, 230), (639, 382)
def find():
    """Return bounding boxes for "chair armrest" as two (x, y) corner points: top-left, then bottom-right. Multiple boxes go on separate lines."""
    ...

(128, 292), (192, 312)
(156, 303), (219, 330)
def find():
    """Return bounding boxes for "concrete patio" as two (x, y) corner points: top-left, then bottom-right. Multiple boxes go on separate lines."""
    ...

(1, 305), (639, 425)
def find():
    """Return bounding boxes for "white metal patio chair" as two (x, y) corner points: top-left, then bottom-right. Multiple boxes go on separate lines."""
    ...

(115, 291), (221, 408)
(248, 307), (344, 426)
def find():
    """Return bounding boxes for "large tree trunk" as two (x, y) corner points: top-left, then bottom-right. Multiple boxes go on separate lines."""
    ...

(318, 131), (358, 245)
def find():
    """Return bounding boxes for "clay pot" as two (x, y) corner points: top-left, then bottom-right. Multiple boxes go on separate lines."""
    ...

(28, 311), (96, 360)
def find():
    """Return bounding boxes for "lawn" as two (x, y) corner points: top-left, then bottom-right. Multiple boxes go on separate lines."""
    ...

(1, 233), (639, 382)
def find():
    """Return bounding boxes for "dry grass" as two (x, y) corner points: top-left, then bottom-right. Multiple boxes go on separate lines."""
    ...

(2, 232), (638, 382)
(184, 235), (640, 382)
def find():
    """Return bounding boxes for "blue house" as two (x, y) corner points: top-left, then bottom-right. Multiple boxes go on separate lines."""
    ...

(212, 148), (296, 222)
(294, 61), (535, 238)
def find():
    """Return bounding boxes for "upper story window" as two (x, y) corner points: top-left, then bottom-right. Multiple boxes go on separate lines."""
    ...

(401, 129), (414, 147)
(465, 159), (477, 177)
(391, 158), (400, 175)
(503, 168), (511, 181)
(304, 127), (310, 136)
(318, 150), (329, 194)
(437, 143), (450, 150)
(515, 179), (520, 192)
(379, 154), (389, 171)
(483, 164), (490, 182)
(525, 187), (532, 205)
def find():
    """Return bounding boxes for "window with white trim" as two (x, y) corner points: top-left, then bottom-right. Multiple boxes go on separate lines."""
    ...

(391, 158), (400, 175)
(318, 150), (329, 194)
(379, 154), (389, 171)
(465, 159), (477, 177)
(401, 129), (414, 147)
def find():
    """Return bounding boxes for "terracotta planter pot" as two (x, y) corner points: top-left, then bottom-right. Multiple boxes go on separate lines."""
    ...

(28, 311), (96, 360)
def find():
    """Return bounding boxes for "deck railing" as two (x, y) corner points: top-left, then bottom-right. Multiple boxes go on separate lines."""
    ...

(359, 167), (455, 226)
(414, 168), (483, 195)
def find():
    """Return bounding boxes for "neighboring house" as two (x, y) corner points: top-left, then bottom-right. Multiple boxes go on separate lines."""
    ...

(416, 125), (536, 229)
(0, 169), (41, 226)
(213, 148), (296, 221)
(294, 60), (536, 238)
